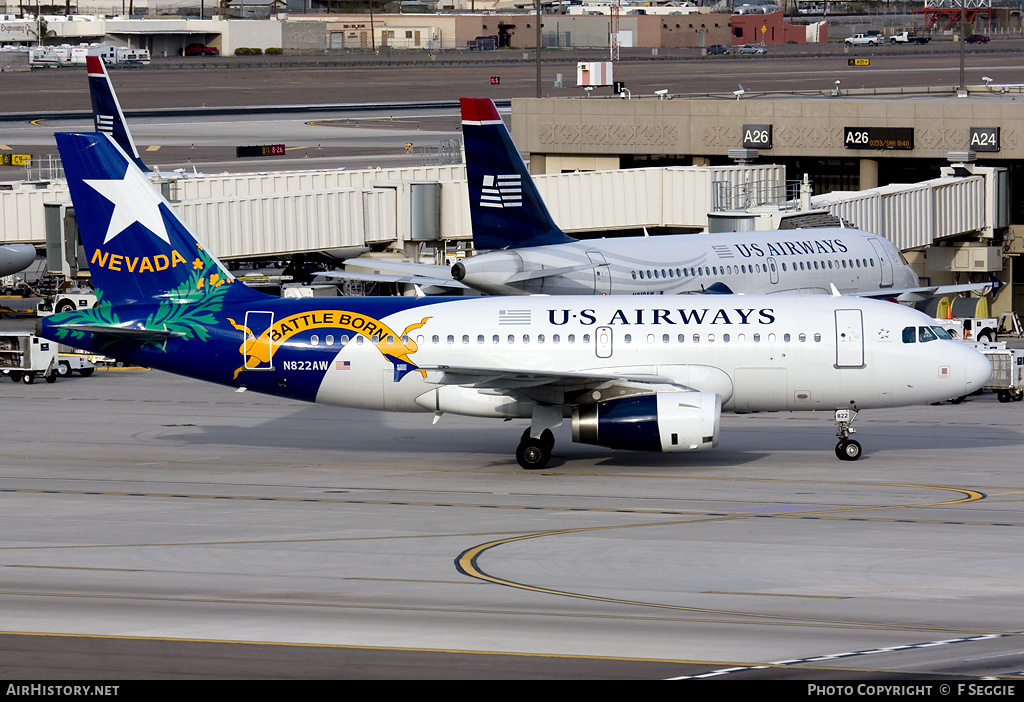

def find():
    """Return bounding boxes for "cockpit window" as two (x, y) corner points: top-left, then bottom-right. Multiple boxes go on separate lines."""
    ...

(932, 326), (956, 340)
(918, 326), (939, 343)
(902, 326), (916, 343)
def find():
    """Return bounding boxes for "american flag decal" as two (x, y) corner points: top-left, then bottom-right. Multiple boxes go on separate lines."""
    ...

(336, 360), (351, 370)
(480, 174), (522, 209)
(712, 245), (734, 258)
(95, 114), (114, 134)
(499, 309), (531, 325)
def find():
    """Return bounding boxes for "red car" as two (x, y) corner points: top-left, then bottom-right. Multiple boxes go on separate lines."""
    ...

(965, 34), (990, 44)
(183, 43), (219, 56)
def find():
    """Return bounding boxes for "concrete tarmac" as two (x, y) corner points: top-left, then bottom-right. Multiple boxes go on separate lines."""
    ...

(1, 354), (1023, 679)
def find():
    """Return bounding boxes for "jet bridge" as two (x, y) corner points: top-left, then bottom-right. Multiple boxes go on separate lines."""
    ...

(5, 160), (1008, 278)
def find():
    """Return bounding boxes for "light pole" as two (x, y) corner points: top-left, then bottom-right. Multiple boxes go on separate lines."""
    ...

(535, 0), (542, 98)
(959, 1), (966, 95)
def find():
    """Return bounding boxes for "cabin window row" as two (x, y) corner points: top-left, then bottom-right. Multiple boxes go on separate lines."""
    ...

(304, 331), (828, 347)
(630, 258), (877, 281)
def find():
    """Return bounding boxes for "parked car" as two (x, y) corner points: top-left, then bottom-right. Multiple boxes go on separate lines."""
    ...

(706, 44), (731, 55)
(965, 34), (990, 44)
(183, 43), (219, 56)
(737, 44), (767, 55)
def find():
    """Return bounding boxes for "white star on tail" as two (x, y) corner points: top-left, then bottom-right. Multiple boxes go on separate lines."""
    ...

(84, 163), (170, 245)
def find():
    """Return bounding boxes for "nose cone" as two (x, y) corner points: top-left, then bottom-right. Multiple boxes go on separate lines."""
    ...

(963, 345), (993, 394)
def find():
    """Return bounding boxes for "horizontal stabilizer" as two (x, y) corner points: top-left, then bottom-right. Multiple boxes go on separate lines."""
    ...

(346, 259), (456, 278)
(507, 262), (598, 283)
(317, 269), (468, 289)
(52, 323), (186, 343)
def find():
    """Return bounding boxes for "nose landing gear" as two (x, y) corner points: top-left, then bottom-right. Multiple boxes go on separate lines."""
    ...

(834, 407), (862, 461)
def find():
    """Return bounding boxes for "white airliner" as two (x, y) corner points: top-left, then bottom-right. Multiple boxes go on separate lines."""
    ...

(40, 132), (992, 469)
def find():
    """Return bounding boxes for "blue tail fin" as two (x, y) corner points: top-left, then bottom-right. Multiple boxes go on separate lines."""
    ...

(87, 55), (148, 173)
(55, 132), (248, 306)
(460, 98), (574, 250)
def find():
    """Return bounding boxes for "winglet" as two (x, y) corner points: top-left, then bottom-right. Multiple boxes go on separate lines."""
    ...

(460, 98), (575, 251)
(87, 54), (149, 173)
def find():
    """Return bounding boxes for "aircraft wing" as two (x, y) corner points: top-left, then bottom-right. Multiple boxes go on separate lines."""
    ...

(419, 364), (686, 391)
(851, 282), (993, 302)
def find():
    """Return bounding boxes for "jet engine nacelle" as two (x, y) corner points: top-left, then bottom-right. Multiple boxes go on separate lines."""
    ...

(572, 391), (721, 452)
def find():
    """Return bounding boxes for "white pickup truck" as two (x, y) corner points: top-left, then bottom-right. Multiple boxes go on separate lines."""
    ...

(890, 31), (930, 45)
(845, 33), (881, 46)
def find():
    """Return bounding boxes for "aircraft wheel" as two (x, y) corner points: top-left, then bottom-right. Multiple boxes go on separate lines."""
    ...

(836, 440), (862, 461)
(516, 438), (551, 470)
(950, 395), (966, 405)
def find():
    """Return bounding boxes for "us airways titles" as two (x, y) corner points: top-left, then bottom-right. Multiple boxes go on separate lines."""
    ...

(732, 238), (849, 259)
(548, 307), (776, 326)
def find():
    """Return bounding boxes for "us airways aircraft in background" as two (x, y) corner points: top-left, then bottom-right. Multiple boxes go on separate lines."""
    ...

(450, 98), (984, 300)
(336, 99), (984, 301)
(40, 132), (991, 469)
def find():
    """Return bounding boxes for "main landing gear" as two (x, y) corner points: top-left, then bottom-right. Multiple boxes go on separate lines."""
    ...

(516, 428), (555, 470)
(834, 407), (862, 461)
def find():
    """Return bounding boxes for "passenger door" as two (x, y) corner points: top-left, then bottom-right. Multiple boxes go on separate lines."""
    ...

(835, 309), (864, 368)
(867, 239), (894, 288)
